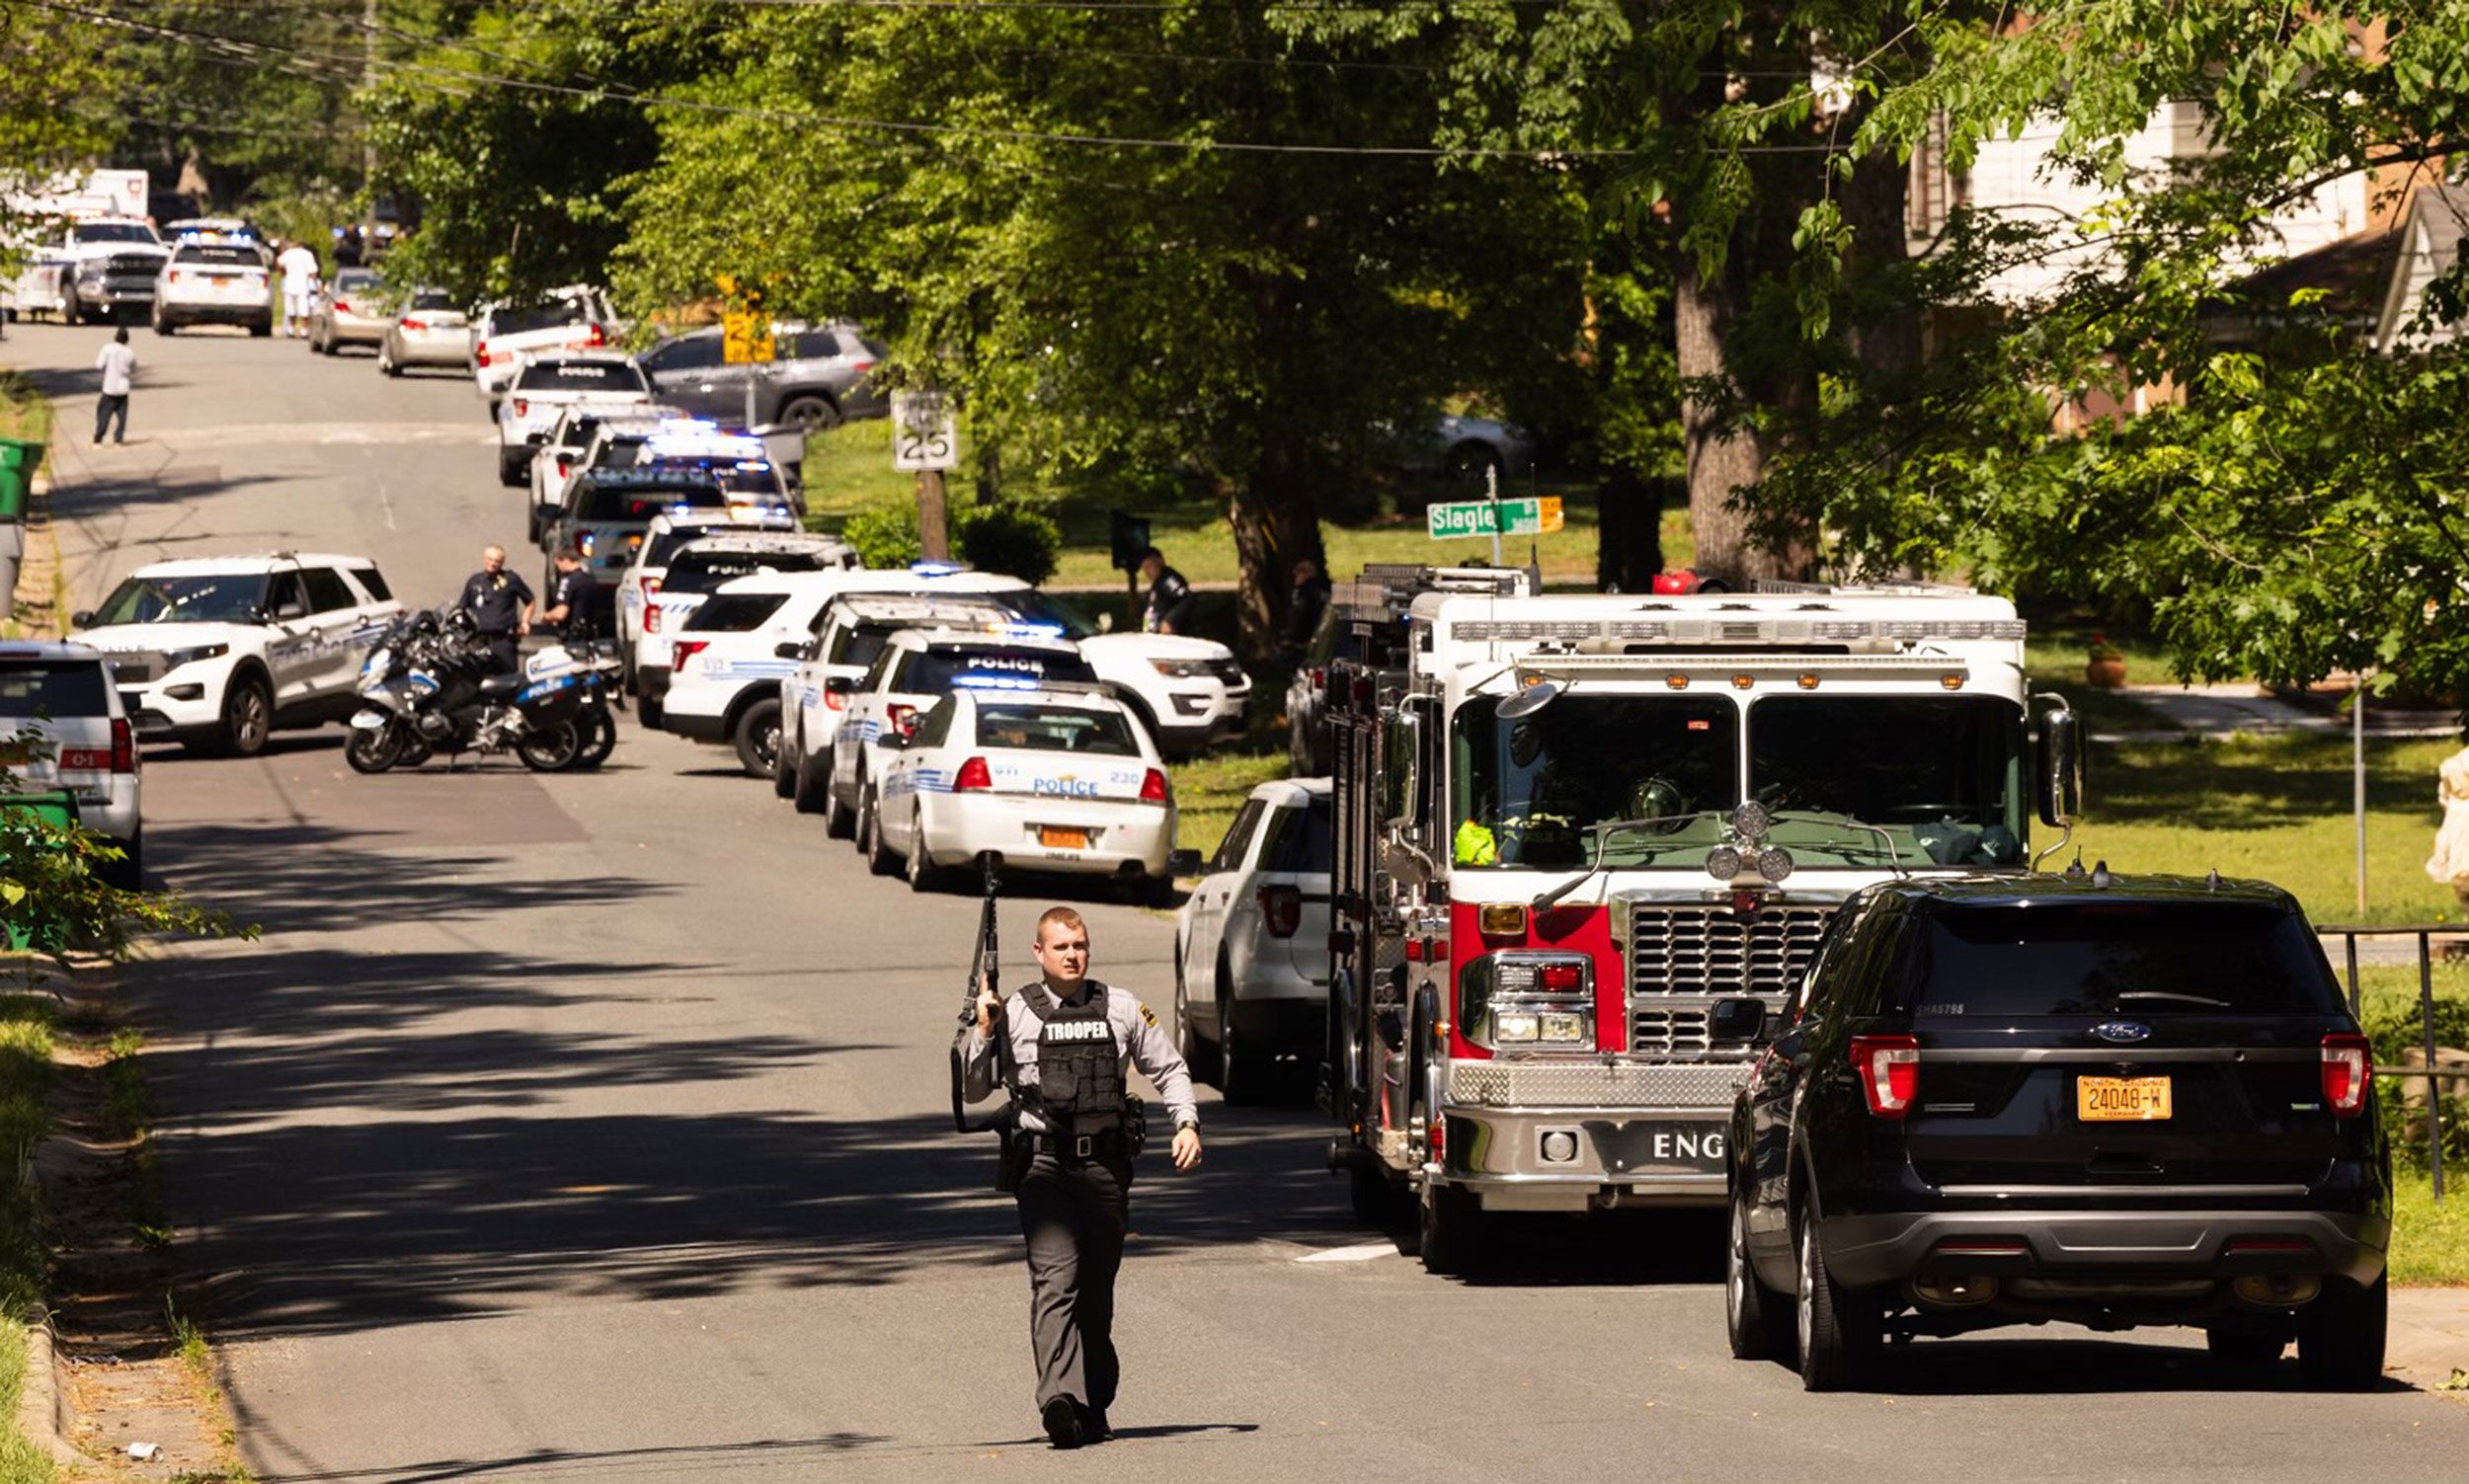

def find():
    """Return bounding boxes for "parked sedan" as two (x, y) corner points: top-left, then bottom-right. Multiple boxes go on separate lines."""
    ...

(376, 289), (470, 376)
(1172, 777), (1330, 1102)
(307, 268), (390, 355)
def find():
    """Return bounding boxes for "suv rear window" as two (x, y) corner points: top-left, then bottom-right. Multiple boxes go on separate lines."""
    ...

(493, 299), (595, 335)
(174, 245), (261, 267)
(517, 361), (649, 394)
(579, 480), (728, 522)
(683, 593), (787, 632)
(1256, 797), (1334, 874)
(974, 704), (1137, 754)
(896, 647), (1097, 693)
(1898, 902), (2345, 1017)
(0, 661), (107, 716)
(665, 549), (830, 595)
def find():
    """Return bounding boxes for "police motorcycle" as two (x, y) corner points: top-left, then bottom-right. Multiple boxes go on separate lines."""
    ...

(346, 607), (589, 774)
(518, 636), (624, 770)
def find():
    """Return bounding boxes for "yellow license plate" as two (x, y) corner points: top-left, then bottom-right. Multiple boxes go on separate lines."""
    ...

(2077, 1075), (2172, 1122)
(1039, 826), (1089, 850)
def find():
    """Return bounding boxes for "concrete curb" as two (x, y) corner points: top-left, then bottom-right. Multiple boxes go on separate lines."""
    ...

(14, 1316), (83, 1467)
(2392, 1288), (2469, 1392)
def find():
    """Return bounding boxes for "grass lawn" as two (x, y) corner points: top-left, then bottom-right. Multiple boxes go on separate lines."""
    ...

(797, 418), (1689, 592)
(2391, 1173), (2469, 1286)
(1170, 750), (1290, 860)
(0, 991), (56, 1484)
(0, 371), (51, 449)
(2062, 733), (2461, 927)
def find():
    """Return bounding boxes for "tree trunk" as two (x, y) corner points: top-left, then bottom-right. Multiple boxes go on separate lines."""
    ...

(1595, 464), (1671, 592)
(1841, 140), (1921, 389)
(1229, 433), (1324, 663)
(1674, 251), (1780, 585)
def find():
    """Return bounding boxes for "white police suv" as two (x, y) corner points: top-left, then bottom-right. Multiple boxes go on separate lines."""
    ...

(622, 526), (848, 721)
(866, 683), (1178, 901)
(989, 592), (1250, 754)
(664, 566), (1031, 779)
(827, 625), (1098, 847)
(0, 642), (143, 886)
(75, 554), (401, 755)
(495, 351), (656, 486)
(1172, 776), (1332, 1100)
(780, 590), (1025, 812)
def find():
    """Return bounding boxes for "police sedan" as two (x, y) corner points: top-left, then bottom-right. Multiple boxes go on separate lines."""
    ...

(868, 684), (1177, 902)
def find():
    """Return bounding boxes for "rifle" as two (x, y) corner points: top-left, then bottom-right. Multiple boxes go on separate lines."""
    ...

(948, 854), (1015, 1137)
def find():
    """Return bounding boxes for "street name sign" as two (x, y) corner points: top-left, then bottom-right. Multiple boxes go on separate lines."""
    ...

(1427, 496), (1562, 540)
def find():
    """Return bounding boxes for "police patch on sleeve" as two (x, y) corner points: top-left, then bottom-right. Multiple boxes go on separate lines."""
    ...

(1139, 1002), (1157, 1028)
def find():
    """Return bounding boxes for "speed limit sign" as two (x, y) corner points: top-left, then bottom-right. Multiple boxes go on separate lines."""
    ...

(891, 390), (959, 472)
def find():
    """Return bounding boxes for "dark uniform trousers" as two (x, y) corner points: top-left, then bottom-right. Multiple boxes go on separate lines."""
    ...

(1017, 1147), (1132, 1412)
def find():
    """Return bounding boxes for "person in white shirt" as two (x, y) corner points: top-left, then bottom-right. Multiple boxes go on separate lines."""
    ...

(93, 328), (135, 445)
(274, 240), (322, 339)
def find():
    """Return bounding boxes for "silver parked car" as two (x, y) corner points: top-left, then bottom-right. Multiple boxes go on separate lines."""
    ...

(376, 288), (470, 377)
(743, 324), (891, 432)
(307, 268), (390, 355)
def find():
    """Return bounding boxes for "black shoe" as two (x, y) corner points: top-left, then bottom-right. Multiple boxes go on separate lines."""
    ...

(1042, 1397), (1084, 1449)
(1080, 1407), (1112, 1443)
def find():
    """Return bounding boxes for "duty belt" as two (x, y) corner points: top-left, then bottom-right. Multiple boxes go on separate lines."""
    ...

(1039, 1127), (1127, 1162)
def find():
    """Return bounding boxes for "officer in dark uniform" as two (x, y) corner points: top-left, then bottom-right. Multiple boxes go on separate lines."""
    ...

(1136, 548), (1194, 635)
(539, 546), (601, 643)
(963, 906), (1201, 1449)
(456, 545), (534, 672)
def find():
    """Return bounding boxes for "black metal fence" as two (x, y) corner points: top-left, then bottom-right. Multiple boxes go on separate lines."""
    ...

(2320, 923), (2464, 1203)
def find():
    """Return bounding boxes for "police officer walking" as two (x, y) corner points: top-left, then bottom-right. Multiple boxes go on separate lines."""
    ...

(539, 546), (600, 643)
(456, 545), (534, 671)
(963, 906), (1201, 1449)
(1136, 547), (1194, 635)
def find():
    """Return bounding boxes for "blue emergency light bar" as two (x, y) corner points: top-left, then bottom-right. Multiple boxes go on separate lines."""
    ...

(953, 673), (1042, 690)
(912, 561), (966, 577)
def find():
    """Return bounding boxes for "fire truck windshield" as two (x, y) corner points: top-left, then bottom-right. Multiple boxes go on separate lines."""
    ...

(1748, 695), (2027, 867)
(1451, 694), (1739, 869)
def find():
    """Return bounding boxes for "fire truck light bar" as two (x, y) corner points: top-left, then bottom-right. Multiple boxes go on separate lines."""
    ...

(1455, 618), (2025, 643)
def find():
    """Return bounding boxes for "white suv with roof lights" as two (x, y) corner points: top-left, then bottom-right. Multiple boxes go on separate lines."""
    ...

(826, 626), (1099, 845)
(0, 642), (143, 886)
(867, 683), (1178, 901)
(1172, 776), (1332, 1100)
(990, 591), (1251, 754)
(663, 567), (1029, 778)
(74, 553), (401, 756)
(620, 525), (845, 721)
(496, 352), (656, 485)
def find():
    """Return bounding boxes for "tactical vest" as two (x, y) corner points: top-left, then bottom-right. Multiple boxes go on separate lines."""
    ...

(1022, 979), (1126, 1138)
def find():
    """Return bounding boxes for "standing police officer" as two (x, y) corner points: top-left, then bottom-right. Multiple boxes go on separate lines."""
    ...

(963, 906), (1201, 1449)
(456, 545), (534, 672)
(539, 546), (601, 643)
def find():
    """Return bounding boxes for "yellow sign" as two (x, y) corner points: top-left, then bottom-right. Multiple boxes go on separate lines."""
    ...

(722, 311), (773, 365)
(1537, 496), (1564, 533)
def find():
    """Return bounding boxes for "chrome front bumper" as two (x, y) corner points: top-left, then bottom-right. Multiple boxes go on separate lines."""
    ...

(1435, 1058), (1746, 1211)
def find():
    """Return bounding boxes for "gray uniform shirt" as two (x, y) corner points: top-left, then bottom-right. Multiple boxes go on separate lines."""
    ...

(962, 980), (1200, 1136)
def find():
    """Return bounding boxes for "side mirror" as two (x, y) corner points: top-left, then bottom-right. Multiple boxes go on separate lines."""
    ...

(2036, 704), (2084, 826)
(1710, 997), (1768, 1044)
(1384, 708), (1425, 828)
(69, 609), (91, 628)
(274, 602), (307, 621)
(773, 641), (802, 660)
(824, 675), (854, 695)
(1168, 848), (1204, 877)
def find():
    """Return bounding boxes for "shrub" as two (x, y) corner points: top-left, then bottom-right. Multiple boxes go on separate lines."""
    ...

(836, 501), (1063, 586)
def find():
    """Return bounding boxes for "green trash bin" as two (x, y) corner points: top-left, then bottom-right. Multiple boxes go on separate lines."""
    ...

(1, 789), (80, 953)
(0, 437), (41, 523)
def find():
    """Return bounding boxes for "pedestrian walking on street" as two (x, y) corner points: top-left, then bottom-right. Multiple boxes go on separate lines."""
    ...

(1137, 547), (1194, 635)
(456, 545), (534, 672)
(961, 906), (1202, 1449)
(93, 327), (135, 444)
(275, 239), (322, 340)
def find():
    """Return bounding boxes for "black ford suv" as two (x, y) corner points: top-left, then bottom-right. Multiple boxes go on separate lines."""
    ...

(1725, 872), (2388, 1391)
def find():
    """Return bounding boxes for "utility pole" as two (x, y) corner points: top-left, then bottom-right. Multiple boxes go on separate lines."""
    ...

(361, 0), (379, 252)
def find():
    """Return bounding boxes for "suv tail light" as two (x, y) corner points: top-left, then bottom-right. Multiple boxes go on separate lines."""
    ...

(1140, 767), (1169, 804)
(585, 323), (607, 348)
(400, 316), (426, 332)
(2322, 1033), (2370, 1117)
(333, 299), (352, 314)
(886, 702), (919, 739)
(672, 639), (710, 669)
(479, 340), (499, 364)
(1257, 884), (1302, 938)
(1851, 1034), (1920, 1118)
(111, 717), (136, 774)
(643, 603), (661, 634)
(954, 755), (993, 792)
(511, 397), (528, 418)
(167, 270), (183, 285)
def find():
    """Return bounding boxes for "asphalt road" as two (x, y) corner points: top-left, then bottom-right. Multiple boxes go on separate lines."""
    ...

(14, 320), (2469, 1482)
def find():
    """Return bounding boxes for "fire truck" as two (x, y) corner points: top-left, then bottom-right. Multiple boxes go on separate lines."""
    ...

(1318, 566), (2082, 1273)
